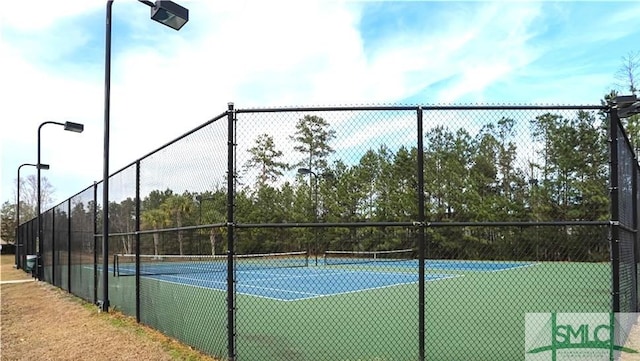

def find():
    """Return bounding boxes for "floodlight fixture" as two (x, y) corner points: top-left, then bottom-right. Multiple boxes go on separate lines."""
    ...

(619, 101), (640, 119)
(611, 95), (640, 118)
(297, 168), (315, 176)
(64, 121), (84, 133)
(140, 0), (189, 30)
(614, 95), (638, 107)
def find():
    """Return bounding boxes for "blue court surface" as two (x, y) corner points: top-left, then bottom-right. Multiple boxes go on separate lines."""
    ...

(144, 267), (456, 301)
(112, 259), (534, 301)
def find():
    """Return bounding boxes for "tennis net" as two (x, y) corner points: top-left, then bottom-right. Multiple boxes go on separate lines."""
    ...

(324, 248), (415, 266)
(114, 251), (309, 276)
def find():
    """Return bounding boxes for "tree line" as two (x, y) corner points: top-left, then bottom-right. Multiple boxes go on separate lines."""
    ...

(31, 108), (618, 263)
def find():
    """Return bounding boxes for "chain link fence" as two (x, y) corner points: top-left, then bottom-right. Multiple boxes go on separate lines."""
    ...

(611, 110), (639, 314)
(69, 185), (96, 302)
(16, 104), (639, 360)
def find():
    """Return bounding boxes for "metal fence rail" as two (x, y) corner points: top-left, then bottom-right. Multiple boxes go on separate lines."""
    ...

(16, 103), (639, 361)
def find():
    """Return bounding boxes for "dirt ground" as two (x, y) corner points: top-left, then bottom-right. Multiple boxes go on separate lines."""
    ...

(0, 255), (218, 361)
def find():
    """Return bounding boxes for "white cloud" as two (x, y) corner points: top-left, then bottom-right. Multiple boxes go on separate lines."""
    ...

(1, 1), (639, 207)
(0, 1), (101, 31)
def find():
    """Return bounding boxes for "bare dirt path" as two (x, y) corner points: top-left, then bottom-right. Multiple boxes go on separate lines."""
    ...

(0, 255), (217, 361)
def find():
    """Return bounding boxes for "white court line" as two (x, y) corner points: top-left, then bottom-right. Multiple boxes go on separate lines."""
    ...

(156, 272), (322, 297)
(279, 280), (421, 302)
(156, 271), (461, 302)
(141, 275), (314, 302)
(110, 265), (464, 302)
(424, 260), (538, 273)
(279, 274), (463, 302)
(487, 262), (539, 273)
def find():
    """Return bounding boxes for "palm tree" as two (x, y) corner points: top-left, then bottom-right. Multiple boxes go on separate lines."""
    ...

(141, 208), (169, 257)
(162, 194), (195, 255)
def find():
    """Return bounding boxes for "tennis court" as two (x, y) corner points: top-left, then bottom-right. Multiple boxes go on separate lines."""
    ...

(62, 246), (612, 361)
(103, 253), (611, 361)
(112, 252), (533, 301)
(103, 251), (612, 361)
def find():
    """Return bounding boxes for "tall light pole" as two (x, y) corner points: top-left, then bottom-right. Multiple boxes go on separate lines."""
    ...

(102, 0), (189, 313)
(16, 163), (49, 270)
(298, 168), (319, 265)
(37, 121), (84, 280)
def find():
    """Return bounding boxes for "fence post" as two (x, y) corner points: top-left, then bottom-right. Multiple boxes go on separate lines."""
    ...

(226, 102), (236, 361)
(135, 160), (141, 322)
(68, 199), (72, 293)
(609, 108), (621, 313)
(51, 209), (56, 285)
(416, 106), (426, 361)
(635, 154), (639, 312)
(93, 182), (98, 304)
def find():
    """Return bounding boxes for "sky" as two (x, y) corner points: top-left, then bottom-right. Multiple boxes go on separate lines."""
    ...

(1, 0), (640, 212)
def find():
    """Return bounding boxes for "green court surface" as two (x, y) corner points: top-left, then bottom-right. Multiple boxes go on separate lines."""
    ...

(97, 261), (610, 361)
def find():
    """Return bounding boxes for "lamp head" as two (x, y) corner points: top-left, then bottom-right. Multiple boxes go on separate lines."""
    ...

(151, 0), (189, 30)
(64, 122), (84, 133)
(618, 102), (640, 118)
(612, 95), (640, 118)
